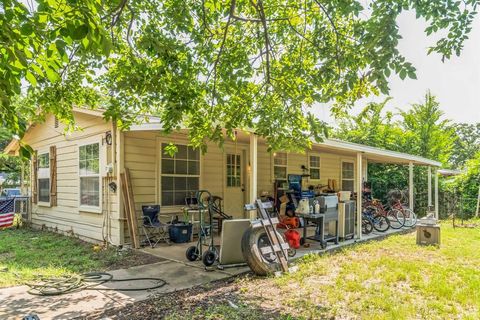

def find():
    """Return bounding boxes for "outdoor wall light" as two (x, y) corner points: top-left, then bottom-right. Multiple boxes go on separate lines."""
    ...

(104, 131), (113, 145)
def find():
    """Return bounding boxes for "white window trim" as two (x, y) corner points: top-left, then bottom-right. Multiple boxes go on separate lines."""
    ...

(341, 160), (355, 192)
(78, 139), (103, 214)
(272, 152), (288, 182)
(159, 142), (201, 209)
(308, 153), (321, 181)
(37, 150), (51, 207)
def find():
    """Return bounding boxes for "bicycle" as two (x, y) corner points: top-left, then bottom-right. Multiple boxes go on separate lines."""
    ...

(391, 200), (417, 227)
(364, 199), (406, 229)
(362, 207), (390, 232)
(388, 189), (417, 228)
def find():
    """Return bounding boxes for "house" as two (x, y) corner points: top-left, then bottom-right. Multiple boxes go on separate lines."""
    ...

(4, 108), (441, 245)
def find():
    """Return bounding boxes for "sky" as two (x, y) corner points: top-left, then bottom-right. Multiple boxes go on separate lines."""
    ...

(317, 11), (480, 126)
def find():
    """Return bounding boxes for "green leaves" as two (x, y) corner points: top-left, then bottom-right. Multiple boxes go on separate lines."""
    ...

(72, 24), (89, 40)
(1, 0), (478, 152)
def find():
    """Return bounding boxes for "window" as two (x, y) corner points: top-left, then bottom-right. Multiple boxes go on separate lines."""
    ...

(309, 155), (320, 179)
(226, 154), (241, 187)
(161, 144), (200, 206)
(79, 143), (100, 208)
(273, 152), (288, 181)
(37, 153), (50, 203)
(341, 161), (355, 192)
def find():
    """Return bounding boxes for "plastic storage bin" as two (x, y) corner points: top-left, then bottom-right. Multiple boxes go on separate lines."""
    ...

(169, 223), (192, 243)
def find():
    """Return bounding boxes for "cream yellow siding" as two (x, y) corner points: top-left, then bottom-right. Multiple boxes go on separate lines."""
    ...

(23, 112), (121, 244)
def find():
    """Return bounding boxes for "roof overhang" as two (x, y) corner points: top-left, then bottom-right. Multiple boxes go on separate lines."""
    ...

(3, 139), (20, 156)
(316, 139), (441, 167)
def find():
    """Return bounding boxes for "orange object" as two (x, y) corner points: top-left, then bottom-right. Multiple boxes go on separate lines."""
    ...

(278, 216), (300, 229)
(284, 229), (301, 249)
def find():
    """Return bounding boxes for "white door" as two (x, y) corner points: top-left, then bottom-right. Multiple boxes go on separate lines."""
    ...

(223, 148), (247, 218)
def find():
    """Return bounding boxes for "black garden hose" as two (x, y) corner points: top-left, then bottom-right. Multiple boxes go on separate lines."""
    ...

(26, 272), (167, 296)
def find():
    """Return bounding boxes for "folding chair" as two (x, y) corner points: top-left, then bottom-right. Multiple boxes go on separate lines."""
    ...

(142, 205), (172, 248)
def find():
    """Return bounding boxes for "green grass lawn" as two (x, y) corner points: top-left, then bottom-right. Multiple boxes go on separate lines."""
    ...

(107, 221), (480, 320)
(0, 227), (160, 288)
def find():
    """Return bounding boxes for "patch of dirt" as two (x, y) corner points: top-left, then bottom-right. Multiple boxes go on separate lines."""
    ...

(104, 250), (165, 270)
(81, 275), (286, 320)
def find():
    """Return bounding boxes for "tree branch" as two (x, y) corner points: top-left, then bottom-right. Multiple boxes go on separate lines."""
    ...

(314, 0), (341, 76)
(208, 0), (236, 104)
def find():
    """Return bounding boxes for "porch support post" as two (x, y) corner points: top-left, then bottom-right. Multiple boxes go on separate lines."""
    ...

(249, 133), (258, 203)
(363, 158), (368, 182)
(356, 152), (363, 240)
(409, 161), (414, 210)
(435, 168), (439, 219)
(428, 166), (432, 209)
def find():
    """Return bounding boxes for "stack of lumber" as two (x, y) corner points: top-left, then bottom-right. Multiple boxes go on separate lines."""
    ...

(120, 168), (140, 249)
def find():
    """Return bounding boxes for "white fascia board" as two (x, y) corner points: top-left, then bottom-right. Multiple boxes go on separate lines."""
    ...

(319, 138), (441, 167)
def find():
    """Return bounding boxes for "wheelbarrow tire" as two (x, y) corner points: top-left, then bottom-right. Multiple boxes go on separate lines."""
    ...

(241, 226), (286, 276)
(186, 246), (199, 261)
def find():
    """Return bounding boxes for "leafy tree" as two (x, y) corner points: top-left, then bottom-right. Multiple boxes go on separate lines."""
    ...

(449, 123), (480, 169)
(398, 92), (455, 165)
(335, 92), (455, 215)
(1, 0), (112, 134)
(447, 152), (480, 217)
(334, 98), (403, 150)
(2, 0), (479, 151)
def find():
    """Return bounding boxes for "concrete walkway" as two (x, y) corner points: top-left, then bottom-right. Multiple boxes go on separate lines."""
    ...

(0, 259), (248, 320)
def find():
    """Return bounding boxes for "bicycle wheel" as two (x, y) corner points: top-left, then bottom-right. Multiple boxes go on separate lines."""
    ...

(387, 209), (405, 229)
(372, 214), (390, 232)
(403, 208), (417, 227)
(362, 218), (373, 234)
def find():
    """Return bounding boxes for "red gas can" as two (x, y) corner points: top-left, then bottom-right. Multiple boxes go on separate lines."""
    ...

(284, 229), (301, 249)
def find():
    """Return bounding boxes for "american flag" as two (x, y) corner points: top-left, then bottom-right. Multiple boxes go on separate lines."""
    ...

(0, 199), (15, 228)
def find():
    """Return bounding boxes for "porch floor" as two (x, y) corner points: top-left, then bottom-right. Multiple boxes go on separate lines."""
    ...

(142, 226), (410, 268)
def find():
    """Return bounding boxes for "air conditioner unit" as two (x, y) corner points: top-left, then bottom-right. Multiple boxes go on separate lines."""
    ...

(338, 201), (355, 240)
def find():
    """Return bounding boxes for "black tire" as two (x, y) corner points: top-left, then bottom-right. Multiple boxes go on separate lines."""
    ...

(299, 237), (305, 245)
(372, 214), (390, 232)
(362, 218), (373, 234)
(202, 249), (217, 266)
(287, 248), (296, 257)
(186, 246), (199, 261)
(241, 226), (288, 276)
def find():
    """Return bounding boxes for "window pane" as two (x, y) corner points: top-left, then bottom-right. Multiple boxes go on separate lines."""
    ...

(161, 176), (173, 191)
(189, 147), (199, 160)
(177, 145), (188, 159)
(188, 161), (199, 175)
(342, 180), (354, 192)
(310, 156), (320, 168)
(174, 192), (187, 206)
(162, 159), (175, 174)
(174, 177), (187, 191)
(274, 166), (287, 180)
(38, 153), (49, 168)
(342, 162), (354, 179)
(80, 176), (99, 207)
(274, 153), (287, 166)
(79, 146), (87, 161)
(310, 168), (320, 180)
(175, 160), (188, 174)
(91, 143), (99, 159)
(187, 177), (199, 190)
(79, 143), (99, 175)
(38, 178), (50, 202)
(79, 160), (87, 176)
(162, 191), (174, 206)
